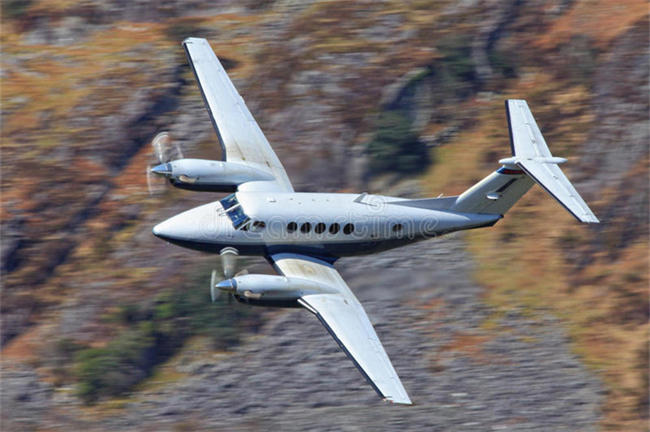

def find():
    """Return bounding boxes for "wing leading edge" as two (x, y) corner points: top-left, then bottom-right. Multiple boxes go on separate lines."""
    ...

(267, 253), (412, 405)
(182, 37), (293, 193)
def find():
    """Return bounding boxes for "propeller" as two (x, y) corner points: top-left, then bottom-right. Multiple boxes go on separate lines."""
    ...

(210, 248), (245, 303)
(210, 269), (220, 303)
(221, 248), (238, 279)
(152, 132), (183, 164)
(146, 132), (184, 195)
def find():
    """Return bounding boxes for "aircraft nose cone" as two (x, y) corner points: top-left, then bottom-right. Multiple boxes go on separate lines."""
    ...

(152, 220), (171, 240)
(152, 202), (227, 244)
(151, 163), (172, 177)
(216, 279), (237, 293)
(152, 216), (185, 241)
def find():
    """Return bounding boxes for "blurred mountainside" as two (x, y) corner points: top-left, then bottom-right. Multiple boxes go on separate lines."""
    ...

(1, 0), (648, 431)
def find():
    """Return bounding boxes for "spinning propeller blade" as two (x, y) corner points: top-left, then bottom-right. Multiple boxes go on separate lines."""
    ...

(211, 249), (246, 304)
(210, 269), (219, 303)
(147, 132), (184, 196)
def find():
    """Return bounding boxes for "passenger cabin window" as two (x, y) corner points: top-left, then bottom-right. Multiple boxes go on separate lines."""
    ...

(252, 221), (266, 229)
(329, 223), (340, 234)
(300, 222), (311, 233)
(314, 223), (326, 234)
(287, 222), (297, 233)
(343, 223), (354, 235)
(392, 223), (403, 232)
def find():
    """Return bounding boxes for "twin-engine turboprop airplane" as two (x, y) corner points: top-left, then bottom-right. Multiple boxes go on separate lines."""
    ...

(151, 38), (599, 405)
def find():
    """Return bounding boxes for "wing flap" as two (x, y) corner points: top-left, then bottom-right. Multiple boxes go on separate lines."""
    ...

(269, 253), (412, 405)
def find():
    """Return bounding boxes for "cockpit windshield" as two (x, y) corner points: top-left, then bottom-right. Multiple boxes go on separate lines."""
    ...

(220, 194), (250, 230)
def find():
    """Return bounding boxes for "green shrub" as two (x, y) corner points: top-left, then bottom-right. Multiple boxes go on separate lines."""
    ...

(366, 110), (430, 174)
(4, 0), (33, 20)
(436, 35), (476, 84)
(488, 49), (518, 79)
(76, 328), (154, 403)
(75, 272), (259, 404)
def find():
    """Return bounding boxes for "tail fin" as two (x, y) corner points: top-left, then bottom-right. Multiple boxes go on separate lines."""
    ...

(451, 100), (599, 223)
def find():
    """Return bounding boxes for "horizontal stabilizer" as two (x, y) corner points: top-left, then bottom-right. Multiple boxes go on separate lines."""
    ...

(516, 159), (599, 223)
(505, 100), (599, 223)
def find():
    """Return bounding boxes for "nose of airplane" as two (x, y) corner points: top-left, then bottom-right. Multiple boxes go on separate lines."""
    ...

(152, 202), (227, 243)
(152, 217), (180, 241)
(152, 211), (199, 241)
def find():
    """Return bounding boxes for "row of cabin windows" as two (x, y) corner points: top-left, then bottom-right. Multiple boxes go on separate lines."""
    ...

(284, 222), (403, 235)
(242, 221), (403, 234)
(285, 222), (355, 235)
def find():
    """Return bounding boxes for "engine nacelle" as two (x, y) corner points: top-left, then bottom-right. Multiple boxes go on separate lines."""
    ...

(151, 159), (275, 192)
(216, 274), (337, 303)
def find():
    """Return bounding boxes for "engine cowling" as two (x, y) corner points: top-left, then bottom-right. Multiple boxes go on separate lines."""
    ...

(151, 159), (275, 192)
(216, 274), (337, 302)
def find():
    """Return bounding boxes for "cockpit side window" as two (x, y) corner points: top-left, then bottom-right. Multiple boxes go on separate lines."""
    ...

(220, 194), (250, 230)
(220, 193), (238, 211)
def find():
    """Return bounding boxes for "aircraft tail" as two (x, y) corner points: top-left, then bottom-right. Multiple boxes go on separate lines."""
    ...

(450, 100), (599, 223)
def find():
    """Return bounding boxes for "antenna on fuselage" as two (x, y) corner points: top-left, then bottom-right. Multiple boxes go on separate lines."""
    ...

(353, 192), (368, 204)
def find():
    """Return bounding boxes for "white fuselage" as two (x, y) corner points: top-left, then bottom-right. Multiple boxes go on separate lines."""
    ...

(153, 192), (501, 260)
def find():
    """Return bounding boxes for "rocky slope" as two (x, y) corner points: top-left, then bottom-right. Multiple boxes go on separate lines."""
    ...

(3, 238), (604, 431)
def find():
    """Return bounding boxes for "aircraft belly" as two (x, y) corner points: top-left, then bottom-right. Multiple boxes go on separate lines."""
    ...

(161, 237), (267, 255)
(161, 236), (418, 259)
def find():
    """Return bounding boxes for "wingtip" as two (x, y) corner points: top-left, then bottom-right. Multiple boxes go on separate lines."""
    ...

(182, 37), (206, 45)
(383, 396), (413, 406)
(578, 213), (600, 224)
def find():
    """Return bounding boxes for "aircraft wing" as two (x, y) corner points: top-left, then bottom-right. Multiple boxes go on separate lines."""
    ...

(183, 38), (293, 193)
(267, 253), (412, 405)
